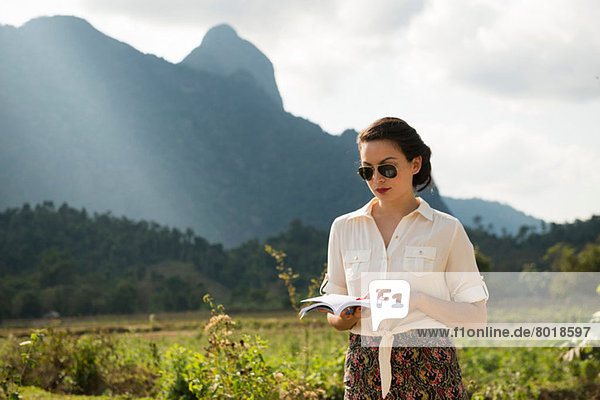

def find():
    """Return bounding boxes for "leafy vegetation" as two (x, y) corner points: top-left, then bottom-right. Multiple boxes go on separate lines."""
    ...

(0, 329), (158, 398)
(2, 239), (600, 398)
(0, 202), (325, 320)
(468, 215), (600, 271)
(2, 312), (600, 399)
(2, 202), (599, 321)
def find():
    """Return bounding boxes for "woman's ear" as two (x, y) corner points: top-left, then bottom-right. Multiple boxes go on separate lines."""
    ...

(412, 156), (422, 175)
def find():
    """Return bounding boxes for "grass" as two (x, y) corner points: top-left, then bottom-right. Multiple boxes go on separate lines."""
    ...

(18, 386), (154, 400)
(1, 310), (599, 399)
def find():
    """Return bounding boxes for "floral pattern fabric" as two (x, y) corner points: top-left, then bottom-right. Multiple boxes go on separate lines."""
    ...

(344, 332), (469, 400)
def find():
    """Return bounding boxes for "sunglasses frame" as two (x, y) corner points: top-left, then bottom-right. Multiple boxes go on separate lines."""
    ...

(357, 164), (398, 181)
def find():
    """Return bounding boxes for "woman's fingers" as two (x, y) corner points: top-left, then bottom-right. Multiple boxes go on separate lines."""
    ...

(359, 306), (370, 319)
(344, 306), (361, 320)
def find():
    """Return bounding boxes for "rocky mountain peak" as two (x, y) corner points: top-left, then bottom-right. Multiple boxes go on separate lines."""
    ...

(181, 24), (283, 108)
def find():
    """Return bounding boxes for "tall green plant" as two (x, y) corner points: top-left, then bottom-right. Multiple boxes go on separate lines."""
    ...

(561, 284), (600, 384)
(0, 330), (44, 400)
(265, 245), (328, 377)
(160, 294), (279, 399)
(265, 245), (301, 310)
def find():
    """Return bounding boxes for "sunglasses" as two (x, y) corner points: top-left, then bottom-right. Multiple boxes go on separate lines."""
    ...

(357, 164), (398, 180)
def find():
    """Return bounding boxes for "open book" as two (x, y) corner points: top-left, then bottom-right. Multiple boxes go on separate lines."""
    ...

(298, 294), (370, 319)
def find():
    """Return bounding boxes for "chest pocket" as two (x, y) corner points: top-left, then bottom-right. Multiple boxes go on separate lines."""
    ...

(342, 250), (371, 281)
(404, 246), (436, 276)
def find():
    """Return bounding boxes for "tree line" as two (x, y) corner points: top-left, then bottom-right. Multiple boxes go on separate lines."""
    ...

(1, 201), (599, 320)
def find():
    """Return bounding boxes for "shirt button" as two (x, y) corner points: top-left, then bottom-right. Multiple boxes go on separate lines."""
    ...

(419, 250), (423, 255)
(394, 235), (399, 239)
(354, 256), (358, 260)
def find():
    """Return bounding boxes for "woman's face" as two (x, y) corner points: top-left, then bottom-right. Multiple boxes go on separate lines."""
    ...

(359, 139), (421, 202)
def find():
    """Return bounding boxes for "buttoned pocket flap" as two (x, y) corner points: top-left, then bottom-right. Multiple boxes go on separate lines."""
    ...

(404, 246), (436, 276)
(404, 246), (436, 260)
(343, 250), (371, 264)
(342, 250), (370, 281)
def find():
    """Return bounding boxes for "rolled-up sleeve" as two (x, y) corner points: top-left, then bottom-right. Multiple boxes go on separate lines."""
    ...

(445, 221), (489, 303)
(321, 219), (348, 295)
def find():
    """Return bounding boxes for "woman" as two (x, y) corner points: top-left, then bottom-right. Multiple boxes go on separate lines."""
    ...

(322, 117), (488, 399)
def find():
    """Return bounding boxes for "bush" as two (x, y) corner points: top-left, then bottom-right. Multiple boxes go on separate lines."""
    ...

(160, 295), (281, 399)
(0, 329), (158, 397)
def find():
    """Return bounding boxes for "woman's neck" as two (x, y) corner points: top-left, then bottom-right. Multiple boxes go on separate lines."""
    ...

(374, 194), (419, 220)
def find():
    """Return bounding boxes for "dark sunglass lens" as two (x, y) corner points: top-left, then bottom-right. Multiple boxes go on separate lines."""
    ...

(358, 167), (374, 180)
(379, 165), (397, 178)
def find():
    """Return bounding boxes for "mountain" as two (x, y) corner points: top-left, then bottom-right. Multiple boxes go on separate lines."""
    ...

(181, 24), (283, 109)
(443, 196), (544, 236)
(0, 16), (449, 246)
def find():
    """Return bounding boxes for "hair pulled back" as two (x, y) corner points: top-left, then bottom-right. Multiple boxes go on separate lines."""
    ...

(357, 117), (432, 192)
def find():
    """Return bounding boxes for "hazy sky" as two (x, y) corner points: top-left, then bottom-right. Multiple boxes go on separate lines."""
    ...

(1, 0), (599, 223)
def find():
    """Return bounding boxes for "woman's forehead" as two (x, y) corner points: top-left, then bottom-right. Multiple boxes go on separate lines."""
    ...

(359, 139), (405, 161)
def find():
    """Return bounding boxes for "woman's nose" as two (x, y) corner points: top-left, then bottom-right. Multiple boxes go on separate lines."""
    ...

(373, 169), (385, 182)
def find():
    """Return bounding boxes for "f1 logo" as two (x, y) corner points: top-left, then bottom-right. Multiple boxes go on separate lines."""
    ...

(368, 280), (411, 331)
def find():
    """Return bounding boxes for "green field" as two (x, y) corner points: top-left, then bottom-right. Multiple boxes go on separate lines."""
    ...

(1, 307), (599, 400)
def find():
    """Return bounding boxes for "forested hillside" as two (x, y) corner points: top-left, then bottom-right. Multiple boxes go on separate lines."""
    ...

(0, 202), (326, 320)
(469, 215), (600, 271)
(1, 202), (599, 321)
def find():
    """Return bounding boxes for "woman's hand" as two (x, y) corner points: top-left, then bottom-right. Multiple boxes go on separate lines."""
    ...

(409, 289), (487, 328)
(323, 306), (363, 331)
(409, 290), (425, 311)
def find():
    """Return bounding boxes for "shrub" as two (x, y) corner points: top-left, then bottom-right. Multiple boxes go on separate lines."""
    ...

(0, 329), (158, 397)
(160, 294), (280, 399)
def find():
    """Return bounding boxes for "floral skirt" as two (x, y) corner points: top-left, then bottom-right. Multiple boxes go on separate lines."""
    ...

(343, 332), (468, 400)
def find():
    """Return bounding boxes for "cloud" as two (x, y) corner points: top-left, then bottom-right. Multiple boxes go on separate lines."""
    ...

(74, 0), (426, 74)
(77, 0), (424, 34)
(407, 0), (600, 101)
(0, 0), (86, 26)
(426, 121), (600, 221)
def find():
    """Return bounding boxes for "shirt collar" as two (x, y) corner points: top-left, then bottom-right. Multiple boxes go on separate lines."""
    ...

(347, 196), (434, 221)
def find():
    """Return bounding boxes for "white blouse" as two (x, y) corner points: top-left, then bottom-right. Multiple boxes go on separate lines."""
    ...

(322, 196), (489, 334)
(322, 196), (489, 397)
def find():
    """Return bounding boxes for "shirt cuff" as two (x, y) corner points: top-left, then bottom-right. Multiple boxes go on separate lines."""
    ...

(322, 281), (348, 295)
(453, 281), (489, 303)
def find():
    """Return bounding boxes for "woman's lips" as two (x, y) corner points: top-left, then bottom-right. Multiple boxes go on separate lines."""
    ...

(376, 188), (390, 194)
